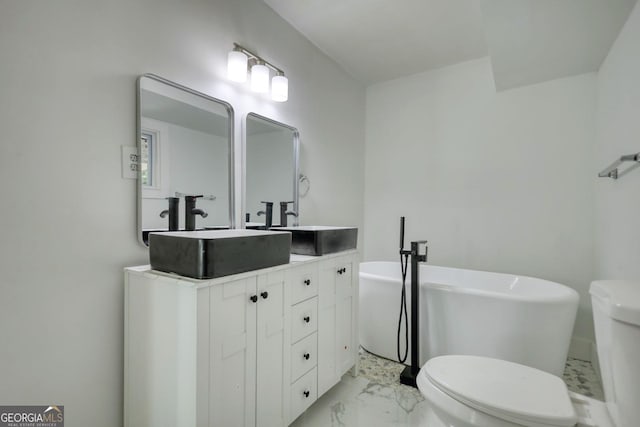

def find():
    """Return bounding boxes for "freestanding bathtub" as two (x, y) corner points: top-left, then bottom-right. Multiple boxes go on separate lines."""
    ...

(359, 261), (579, 377)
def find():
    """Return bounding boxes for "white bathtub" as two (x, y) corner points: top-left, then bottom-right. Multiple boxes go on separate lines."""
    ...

(359, 261), (579, 377)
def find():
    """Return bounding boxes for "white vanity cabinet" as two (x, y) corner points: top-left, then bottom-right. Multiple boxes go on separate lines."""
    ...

(124, 250), (358, 427)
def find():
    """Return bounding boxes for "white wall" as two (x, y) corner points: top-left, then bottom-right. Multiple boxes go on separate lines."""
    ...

(594, 2), (640, 280)
(0, 1), (365, 426)
(364, 58), (597, 342)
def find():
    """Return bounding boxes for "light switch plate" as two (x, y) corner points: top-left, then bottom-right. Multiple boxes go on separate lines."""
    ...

(122, 146), (138, 179)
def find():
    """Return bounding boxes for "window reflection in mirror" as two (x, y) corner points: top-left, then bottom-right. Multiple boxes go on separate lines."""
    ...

(140, 129), (157, 188)
(245, 113), (299, 228)
(137, 75), (234, 245)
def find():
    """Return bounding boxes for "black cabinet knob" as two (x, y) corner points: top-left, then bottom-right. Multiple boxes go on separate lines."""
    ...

(303, 279), (311, 286)
(337, 267), (347, 275)
(303, 352), (310, 360)
(250, 295), (258, 303)
(303, 316), (310, 323)
(261, 291), (269, 299)
(303, 390), (310, 398)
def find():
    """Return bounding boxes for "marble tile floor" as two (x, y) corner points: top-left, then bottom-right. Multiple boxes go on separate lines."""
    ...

(562, 357), (604, 400)
(291, 349), (603, 427)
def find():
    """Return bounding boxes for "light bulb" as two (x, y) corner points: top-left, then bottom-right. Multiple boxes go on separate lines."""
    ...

(227, 50), (248, 82)
(271, 74), (288, 102)
(250, 63), (270, 93)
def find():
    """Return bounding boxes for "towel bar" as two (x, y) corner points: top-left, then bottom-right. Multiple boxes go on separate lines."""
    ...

(598, 153), (640, 179)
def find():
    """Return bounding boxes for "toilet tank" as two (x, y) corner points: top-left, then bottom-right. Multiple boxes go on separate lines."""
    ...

(590, 280), (640, 427)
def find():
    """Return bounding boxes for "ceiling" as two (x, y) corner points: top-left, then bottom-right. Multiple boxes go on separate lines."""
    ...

(263, 0), (637, 90)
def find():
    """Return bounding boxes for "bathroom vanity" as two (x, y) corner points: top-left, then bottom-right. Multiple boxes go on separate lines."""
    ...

(129, 73), (358, 426)
(124, 250), (358, 427)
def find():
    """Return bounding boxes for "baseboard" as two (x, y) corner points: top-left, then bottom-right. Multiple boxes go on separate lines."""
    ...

(568, 336), (594, 361)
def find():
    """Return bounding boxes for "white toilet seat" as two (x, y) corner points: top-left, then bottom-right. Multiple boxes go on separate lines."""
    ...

(418, 355), (583, 427)
(417, 367), (523, 427)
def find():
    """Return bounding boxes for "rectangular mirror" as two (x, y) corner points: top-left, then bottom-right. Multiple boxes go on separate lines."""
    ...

(244, 113), (299, 228)
(137, 74), (234, 246)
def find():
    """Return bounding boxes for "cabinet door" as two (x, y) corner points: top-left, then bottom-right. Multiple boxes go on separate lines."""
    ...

(256, 271), (288, 427)
(210, 277), (257, 427)
(336, 262), (355, 374)
(317, 260), (338, 396)
(318, 256), (358, 396)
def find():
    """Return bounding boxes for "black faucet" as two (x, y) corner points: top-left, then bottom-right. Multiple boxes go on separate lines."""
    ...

(398, 217), (428, 388)
(257, 201), (273, 229)
(185, 195), (208, 231)
(159, 197), (180, 231)
(279, 201), (298, 227)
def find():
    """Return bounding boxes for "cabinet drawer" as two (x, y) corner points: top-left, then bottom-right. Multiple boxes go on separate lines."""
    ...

(290, 367), (317, 422)
(291, 297), (318, 343)
(288, 264), (318, 305)
(291, 333), (317, 382)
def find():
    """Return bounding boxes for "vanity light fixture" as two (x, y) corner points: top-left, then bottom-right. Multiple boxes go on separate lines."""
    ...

(271, 71), (288, 102)
(227, 47), (248, 82)
(250, 60), (270, 93)
(228, 43), (288, 102)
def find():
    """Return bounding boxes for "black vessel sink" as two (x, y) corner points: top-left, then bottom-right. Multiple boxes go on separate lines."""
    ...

(149, 229), (291, 279)
(270, 226), (357, 256)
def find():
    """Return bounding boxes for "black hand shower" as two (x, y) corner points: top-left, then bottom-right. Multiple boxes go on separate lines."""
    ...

(397, 217), (410, 363)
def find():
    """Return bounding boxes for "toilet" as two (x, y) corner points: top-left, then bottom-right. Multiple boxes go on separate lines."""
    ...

(417, 280), (640, 427)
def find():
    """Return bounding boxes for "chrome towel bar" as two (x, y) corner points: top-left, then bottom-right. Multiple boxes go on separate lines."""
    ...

(598, 152), (640, 179)
(174, 192), (216, 201)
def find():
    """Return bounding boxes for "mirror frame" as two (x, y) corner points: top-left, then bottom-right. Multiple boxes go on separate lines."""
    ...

(136, 73), (235, 246)
(243, 112), (300, 228)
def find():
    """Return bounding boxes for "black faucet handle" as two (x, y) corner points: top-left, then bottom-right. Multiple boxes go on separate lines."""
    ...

(280, 201), (294, 206)
(410, 240), (428, 261)
(184, 195), (204, 208)
(178, 192), (216, 201)
(260, 201), (274, 207)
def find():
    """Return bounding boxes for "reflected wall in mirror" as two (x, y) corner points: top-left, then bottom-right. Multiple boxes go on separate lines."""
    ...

(137, 74), (234, 245)
(245, 113), (299, 228)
